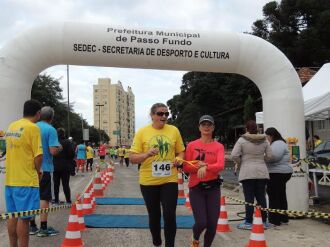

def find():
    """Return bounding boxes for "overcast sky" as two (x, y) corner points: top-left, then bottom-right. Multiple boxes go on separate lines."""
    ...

(0, 0), (271, 129)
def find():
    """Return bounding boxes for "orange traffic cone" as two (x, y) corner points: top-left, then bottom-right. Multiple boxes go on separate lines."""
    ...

(245, 207), (267, 247)
(76, 200), (86, 231)
(105, 169), (110, 185)
(185, 192), (191, 209)
(178, 171), (185, 198)
(217, 196), (231, 232)
(82, 191), (92, 215)
(88, 184), (96, 211)
(61, 204), (83, 247)
(109, 167), (113, 181)
(93, 172), (104, 197)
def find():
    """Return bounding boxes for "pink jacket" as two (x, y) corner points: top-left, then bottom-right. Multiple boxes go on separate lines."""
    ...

(183, 139), (225, 188)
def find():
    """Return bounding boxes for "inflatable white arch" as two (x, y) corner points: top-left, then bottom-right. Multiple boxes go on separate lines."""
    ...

(0, 22), (307, 212)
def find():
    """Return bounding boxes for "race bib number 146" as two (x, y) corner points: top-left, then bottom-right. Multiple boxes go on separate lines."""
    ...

(152, 161), (172, 177)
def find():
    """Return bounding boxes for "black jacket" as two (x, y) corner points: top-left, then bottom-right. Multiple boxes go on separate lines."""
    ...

(54, 138), (75, 172)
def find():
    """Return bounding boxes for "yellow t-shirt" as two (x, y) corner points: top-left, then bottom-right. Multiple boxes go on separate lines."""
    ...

(130, 124), (185, 185)
(124, 148), (130, 158)
(86, 146), (94, 159)
(5, 118), (43, 187)
(118, 147), (124, 157)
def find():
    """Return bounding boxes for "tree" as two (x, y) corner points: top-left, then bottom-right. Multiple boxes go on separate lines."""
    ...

(167, 72), (262, 143)
(168, 0), (329, 145)
(243, 95), (255, 123)
(251, 0), (330, 67)
(31, 74), (109, 144)
(31, 74), (63, 107)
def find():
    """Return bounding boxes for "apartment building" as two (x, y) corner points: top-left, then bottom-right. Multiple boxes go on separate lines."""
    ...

(93, 78), (135, 146)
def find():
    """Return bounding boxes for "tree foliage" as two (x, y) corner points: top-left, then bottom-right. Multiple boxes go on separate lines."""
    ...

(31, 74), (109, 145)
(167, 0), (329, 146)
(167, 72), (262, 144)
(251, 0), (330, 67)
(243, 95), (255, 123)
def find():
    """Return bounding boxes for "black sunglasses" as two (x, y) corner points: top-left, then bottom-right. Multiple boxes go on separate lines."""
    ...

(155, 111), (170, 117)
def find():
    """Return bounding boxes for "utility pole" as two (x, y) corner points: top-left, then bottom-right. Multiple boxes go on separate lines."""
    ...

(67, 65), (70, 137)
(96, 104), (104, 144)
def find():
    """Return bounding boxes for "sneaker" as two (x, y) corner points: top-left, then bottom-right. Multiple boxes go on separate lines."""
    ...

(237, 222), (253, 230)
(191, 235), (199, 247)
(47, 227), (60, 236)
(64, 201), (72, 206)
(191, 239), (199, 247)
(52, 201), (60, 207)
(37, 228), (50, 237)
(37, 227), (59, 237)
(29, 225), (39, 235)
(263, 222), (276, 230)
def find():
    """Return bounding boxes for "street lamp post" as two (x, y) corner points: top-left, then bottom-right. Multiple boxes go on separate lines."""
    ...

(96, 104), (104, 144)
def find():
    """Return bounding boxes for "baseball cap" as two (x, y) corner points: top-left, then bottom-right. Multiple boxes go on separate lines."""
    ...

(199, 115), (214, 124)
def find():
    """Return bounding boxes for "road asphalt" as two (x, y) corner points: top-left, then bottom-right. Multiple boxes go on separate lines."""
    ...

(0, 159), (329, 246)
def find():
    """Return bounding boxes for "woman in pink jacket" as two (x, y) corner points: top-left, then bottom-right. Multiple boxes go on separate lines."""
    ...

(183, 115), (225, 247)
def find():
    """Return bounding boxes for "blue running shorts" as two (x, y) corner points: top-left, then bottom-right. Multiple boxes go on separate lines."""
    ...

(5, 186), (40, 219)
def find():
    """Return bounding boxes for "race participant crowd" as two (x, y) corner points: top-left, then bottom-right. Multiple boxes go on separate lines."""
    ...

(3, 100), (293, 247)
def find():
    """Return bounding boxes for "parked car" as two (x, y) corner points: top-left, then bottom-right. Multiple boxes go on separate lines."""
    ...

(307, 141), (330, 166)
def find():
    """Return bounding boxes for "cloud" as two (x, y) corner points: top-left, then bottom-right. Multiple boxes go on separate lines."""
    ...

(0, 0), (270, 129)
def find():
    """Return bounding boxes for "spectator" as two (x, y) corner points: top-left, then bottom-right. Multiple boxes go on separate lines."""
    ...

(129, 103), (185, 247)
(231, 120), (272, 230)
(5, 99), (43, 246)
(86, 142), (94, 172)
(31, 106), (62, 237)
(183, 115), (224, 247)
(265, 127), (293, 226)
(53, 128), (75, 205)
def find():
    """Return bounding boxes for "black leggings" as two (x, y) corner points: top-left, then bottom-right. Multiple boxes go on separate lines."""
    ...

(86, 158), (93, 171)
(267, 173), (292, 225)
(140, 183), (178, 247)
(53, 171), (71, 203)
(124, 157), (129, 167)
(189, 186), (220, 247)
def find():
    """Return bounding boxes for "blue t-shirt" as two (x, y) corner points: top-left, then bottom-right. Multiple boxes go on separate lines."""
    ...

(76, 144), (87, 159)
(37, 121), (60, 172)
